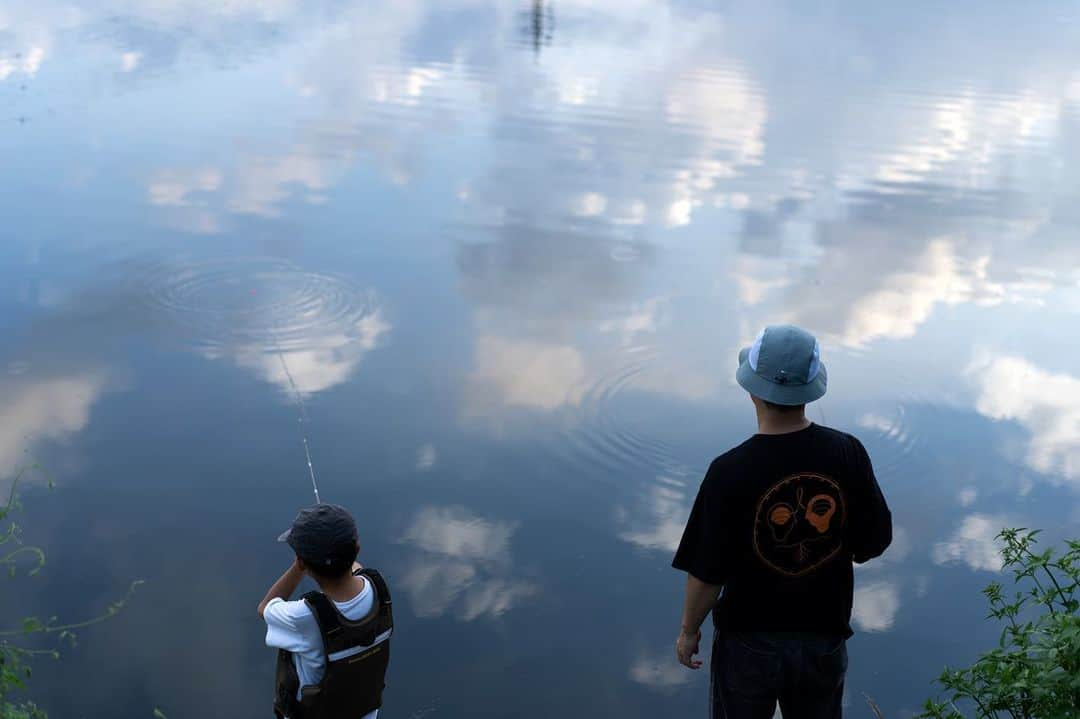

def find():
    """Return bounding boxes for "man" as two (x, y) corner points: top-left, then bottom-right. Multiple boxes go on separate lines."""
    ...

(672, 325), (892, 719)
(258, 504), (393, 719)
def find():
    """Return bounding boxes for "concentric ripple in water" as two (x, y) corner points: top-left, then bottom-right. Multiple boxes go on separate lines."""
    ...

(556, 352), (693, 486)
(138, 257), (381, 353)
(856, 403), (923, 481)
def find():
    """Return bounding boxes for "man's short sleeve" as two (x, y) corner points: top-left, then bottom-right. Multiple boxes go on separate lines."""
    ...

(671, 462), (731, 586)
(264, 598), (315, 654)
(846, 435), (892, 563)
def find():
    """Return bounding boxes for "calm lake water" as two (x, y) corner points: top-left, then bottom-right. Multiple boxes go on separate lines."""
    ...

(3, 1), (1080, 717)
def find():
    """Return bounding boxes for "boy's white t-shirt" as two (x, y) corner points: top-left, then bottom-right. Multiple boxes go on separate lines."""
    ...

(264, 578), (380, 719)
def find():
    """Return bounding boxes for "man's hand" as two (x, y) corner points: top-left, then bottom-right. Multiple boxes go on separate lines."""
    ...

(675, 574), (720, 669)
(676, 629), (702, 669)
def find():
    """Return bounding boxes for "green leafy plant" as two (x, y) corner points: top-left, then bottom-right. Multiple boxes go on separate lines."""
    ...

(920, 528), (1080, 719)
(1, 466), (142, 718)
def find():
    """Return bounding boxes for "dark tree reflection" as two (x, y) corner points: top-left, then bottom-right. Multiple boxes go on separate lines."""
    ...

(523, 0), (554, 55)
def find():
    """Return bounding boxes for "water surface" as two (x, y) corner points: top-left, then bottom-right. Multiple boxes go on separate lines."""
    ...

(3, 1), (1080, 717)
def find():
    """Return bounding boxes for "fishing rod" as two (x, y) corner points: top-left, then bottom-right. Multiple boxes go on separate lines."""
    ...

(275, 346), (322, 505)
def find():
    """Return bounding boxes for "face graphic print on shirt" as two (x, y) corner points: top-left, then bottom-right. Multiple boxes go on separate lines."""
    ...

(753, 472), (846, 576)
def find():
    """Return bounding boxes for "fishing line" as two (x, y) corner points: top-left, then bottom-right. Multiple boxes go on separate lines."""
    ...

(275, 343), (322, 504)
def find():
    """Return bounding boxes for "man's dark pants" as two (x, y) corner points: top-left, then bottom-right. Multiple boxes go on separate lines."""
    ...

(710, 631), (847, 719)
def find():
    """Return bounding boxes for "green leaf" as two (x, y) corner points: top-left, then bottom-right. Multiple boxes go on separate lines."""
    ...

(925, 528), (1079, 719)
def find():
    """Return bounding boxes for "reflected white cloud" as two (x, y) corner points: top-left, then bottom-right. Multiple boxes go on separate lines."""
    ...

(724, 54), (1079, 350)
(598, 297), (667, 347)
(401, 505), (517, 561)
(736, 210), (1068, 350)
(733, 256), (790, 307)
(467, 336), (586, 413)
(146, 145), (352, 221)
(839, 242), (1006, 348)
(141, 257), (391, 396)
(105, 0), (773, 236)
(131, 3), (469, 222)
(958, 487), (978, 507)
(220, 310), (389, 395)
(8, 1), (1080, 714)
(863, 92), (1060, 187)
(75, 0), (1077, 399)
(415, 443), (437, 472)
(851, 580), (900, 632)
(226, 146), (343, 218)
(0, 0), (321, 96)
(857, 411), (910, 444)
(629, 651), (689, 688)
(477, 8), (767, 232)
(465, 329), (716, 424)
(0, 372), (109, 474)
(399, 560), (535, 622)
(398, 506), (535, 621)
(617, 478), (690, 553)
(120, 51), (141, 72)
(932, 514), (1008, 572)
(967, 354), (1080, 485)
(760, 236), (1036, 350)
(148, 168), (223, 207)
(462, 223), (720, 417)
(573, 192), (608, 218)
(0, 46), (45, 81)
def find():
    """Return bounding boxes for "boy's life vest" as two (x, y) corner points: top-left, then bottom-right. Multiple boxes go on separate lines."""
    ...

(274, 567), (393, 719)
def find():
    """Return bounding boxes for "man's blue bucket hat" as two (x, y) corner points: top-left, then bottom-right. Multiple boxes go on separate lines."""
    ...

(736, 325), (827, 405)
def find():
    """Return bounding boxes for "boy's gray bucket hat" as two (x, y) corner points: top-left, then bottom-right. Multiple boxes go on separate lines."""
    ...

(736, 325), (827, 405)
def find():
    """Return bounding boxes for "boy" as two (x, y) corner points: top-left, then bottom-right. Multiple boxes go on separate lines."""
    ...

(258, 504), (393, 719)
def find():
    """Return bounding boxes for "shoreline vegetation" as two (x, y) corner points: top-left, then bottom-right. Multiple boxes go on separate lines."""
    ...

(1, 466), (144, 719)
(918, 528), (1079, 719)
(2, 468), (1076, 717)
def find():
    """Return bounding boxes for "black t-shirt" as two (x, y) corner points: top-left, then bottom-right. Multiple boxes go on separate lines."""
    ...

(672, 423), (892, 638)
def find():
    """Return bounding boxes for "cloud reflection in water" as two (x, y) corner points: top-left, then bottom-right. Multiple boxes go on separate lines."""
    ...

(932, 514), (1009, 573)
(629, 651), (689, 689)
(139, 257), (390, 396)
(0, 371), (109, 474)
(5, 2), (1080, 715)
(398, 505), (536, 621)
(967, 354), (1080, 486)
(851, 581), (901, 633)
